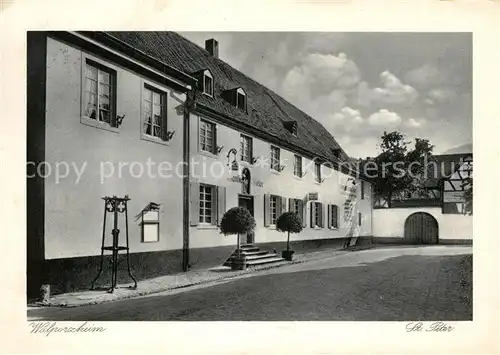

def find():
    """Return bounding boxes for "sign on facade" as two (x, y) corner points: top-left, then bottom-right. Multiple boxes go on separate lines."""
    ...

(308, 192), (319, 201)
(443, 191), (465, 203)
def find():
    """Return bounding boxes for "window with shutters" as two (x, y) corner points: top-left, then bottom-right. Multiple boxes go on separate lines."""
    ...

(329, 204), (339, 229)
(200, 119), (216, 153)
(311, 202), (323, 228)
(190, 183), (225, 227)
(199, 184), (215, 224)
(81, 59), (117, 131)
(141, 83), (169, 144)
(264, 194), (286, 227)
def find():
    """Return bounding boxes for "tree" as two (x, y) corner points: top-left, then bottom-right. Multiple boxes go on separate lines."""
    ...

(276, 212), (304, 252)
(369, 131), (434, 208)
(219, 207), (256, 254)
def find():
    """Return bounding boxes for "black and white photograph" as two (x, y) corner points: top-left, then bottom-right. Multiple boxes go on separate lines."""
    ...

(3, 1), (500, 354)
(26, 30), (472, 322)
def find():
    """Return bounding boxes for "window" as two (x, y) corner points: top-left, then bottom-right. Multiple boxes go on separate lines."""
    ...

(190, 183), (225, 227)
(203, 71), (213, 97)
(289, 198), (304, 224)
(143, 85), (167, 140)
(270, 146), (281, 171)
(264, 194), (286, 227)
(294, 155), (303, 177)
(310, 202), (323, 228)
(315, 163), (322, 183)
(270, 195), (279, 225)
(199, 185), (215, 224)
(358, 212), (362, 226)
(83, 61), (116, 127)
(361, 181), (365, 199)
(240, 134), (253, 163)
(283, 121), (298, 136)
(200, 119), (216, 153)
(329, 204), (339, 229)
(236, 89), (246, 110)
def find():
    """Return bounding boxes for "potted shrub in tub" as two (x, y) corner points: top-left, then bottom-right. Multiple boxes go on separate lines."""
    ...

(219, 207), (256, 270)
(276, 211), (303, 261)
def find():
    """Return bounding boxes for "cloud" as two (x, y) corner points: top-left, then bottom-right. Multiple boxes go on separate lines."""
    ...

(278, 52), (361, 122)
(282, 52), (361, 99)
(405, 64), (444, 88)
(329, 106), (364, 132)
(405, 118), (425, 128)
(357, 71), (418, 107)
(427, 87), (457, 104)
(368, 109), (402, 127)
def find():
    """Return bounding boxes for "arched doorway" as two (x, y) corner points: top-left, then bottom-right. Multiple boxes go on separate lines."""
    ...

(404, 212), (439, 244)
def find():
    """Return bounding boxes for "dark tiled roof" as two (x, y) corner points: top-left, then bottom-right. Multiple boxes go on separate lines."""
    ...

(105, 31), (347, 163)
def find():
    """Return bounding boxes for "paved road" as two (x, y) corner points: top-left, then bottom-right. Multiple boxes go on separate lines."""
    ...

(28, 246), (472, 321)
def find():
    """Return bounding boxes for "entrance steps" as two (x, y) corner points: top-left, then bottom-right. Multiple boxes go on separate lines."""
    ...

(223, 244), (285, 268)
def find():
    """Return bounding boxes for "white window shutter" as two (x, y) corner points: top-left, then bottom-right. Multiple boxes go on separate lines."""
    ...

(264, 194), (270, 227)
(216, 186), (226, 226)
(190, 182), (199, 226)
(280, 196), (287, 216)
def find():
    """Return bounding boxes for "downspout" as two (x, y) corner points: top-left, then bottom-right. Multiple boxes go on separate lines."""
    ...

(182, 87), (197, 271)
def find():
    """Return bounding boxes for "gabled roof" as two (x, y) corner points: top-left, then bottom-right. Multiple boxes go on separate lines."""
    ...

(105, 31), (348, 164)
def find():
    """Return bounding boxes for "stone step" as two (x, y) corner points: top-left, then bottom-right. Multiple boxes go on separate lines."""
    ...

(242, 250), (269, 256)
(246, 256), (285, 266)
(239, 246), (260, 252)
(225, 252), (279, 261)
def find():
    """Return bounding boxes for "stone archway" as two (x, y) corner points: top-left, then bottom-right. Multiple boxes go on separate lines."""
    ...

(404, 212), (439, 244)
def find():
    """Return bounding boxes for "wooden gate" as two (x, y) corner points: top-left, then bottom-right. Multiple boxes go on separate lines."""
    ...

(404, 212), (438, 244)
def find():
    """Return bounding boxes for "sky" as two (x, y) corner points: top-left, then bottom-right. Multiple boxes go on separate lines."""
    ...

(181, 32), (472, 159)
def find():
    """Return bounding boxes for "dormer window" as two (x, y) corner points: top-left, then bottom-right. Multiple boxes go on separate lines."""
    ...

(236, 88), (246, 110)
(284, 121), (298, 136)
(331, 148), (342, 160)
(202, 70), (213, 97)
(223, 87), (247, 111)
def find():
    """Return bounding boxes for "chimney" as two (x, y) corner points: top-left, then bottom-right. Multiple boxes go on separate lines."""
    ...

(205, 39), (219, 58)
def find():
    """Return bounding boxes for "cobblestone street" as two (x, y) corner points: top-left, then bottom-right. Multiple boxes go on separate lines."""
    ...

(28, 246), (472, 321)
